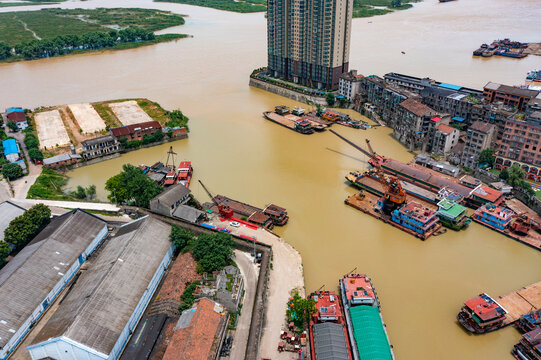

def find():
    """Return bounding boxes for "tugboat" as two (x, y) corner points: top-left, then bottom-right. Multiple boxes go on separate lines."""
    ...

(176, 161), (193, 187)
(309, 291), (353, 360)
(457, 293), (507, 333)
(340, 274), (394, 360)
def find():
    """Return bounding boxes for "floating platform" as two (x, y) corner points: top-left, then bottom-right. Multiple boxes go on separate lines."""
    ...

(497, 281), (541, 326)
(472, 215), (541, 252)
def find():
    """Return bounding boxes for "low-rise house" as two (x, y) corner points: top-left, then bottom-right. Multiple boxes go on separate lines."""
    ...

(0, 201), (26, 243)
(110, 121), (162, 142)
(27, 216), (174, 360)
(81, 135), (119, 160)
(6, 108), (28, 130)
(162, 298), (228, 360)
(468, 184), (504, 208)
(490, 181), (513, 194)
(43, 153), (82, 168)
(459, 175), (481, 189)
(461, 121), (495, 168)
(338, 70), (363, 100)
(2, 138), (21, 163)
(196, 265), (244, 312)
(172, 204), (207, 223)
(0, 209), (108, 360)
(149, 183), (192, 216)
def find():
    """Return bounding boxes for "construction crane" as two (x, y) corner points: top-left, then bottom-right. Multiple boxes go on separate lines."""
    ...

(198, 180), (234, 219)
(330, 129), (407, 209)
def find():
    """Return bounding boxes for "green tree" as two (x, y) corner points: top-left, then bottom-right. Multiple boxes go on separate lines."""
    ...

(28, 148), (44, 162)
(192, 233), (235, 273)
(170, 225), (195, 252)
(105, 164), (162, 207)
(0, 42), (11, 60)
(0, 242), (12, 264)
(86, 184), (97, 200)
(507, 164), (526, 188)
(74, 186), (86, 199)
(4, 204), (51, 250)
(286, 290), (316, 330)
(6, 121), (18, 132)
(499, 167), (509, 181)
(326, 93), (335, 107)
(24, 133), (39, 149)
(478, 148), (496, 167)
(2, 163), (23, 180)
(390, 0), (402, 8)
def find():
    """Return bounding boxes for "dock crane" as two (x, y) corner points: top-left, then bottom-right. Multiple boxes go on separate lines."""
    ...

(198, 180), (234, 219)
(329, 129), (407, 213)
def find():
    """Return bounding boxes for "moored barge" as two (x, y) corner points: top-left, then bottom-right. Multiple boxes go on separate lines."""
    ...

(176, 160), (193, 187)
(263, 111), (314, 134)
(457, 293), (507, 333)
(512, 327), (541, 360)
(340, 274), (394, 360)
(309, 291), (353, 360)
(436, 198), (471, 230)
(516, 309), (541, 334)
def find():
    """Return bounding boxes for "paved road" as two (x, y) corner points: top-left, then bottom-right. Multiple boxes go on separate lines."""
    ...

(229, 250), (259, 360)
(12, 198), (120, 211)
(7, 128), (42, 199)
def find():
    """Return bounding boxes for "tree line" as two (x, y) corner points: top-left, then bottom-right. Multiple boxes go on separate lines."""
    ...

(0, 27), (156, 61)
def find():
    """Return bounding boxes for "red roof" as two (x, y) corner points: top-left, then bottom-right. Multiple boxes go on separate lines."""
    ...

(431, 116), (442, 122)
(326, 111), (339, 116)
(162, 298), (227, 360)
(399, 98), (435, 117)
(471, 184), (503, 203)
(310, 291), (343, 323)
(110, 120), (161, 138)
(343, 274), (375, 302)
(464, 295), (505, 321)
(437, 124), (456, 134)
(7, 112), (26, 123)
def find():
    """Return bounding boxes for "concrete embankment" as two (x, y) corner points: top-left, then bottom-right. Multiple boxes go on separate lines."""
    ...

(249, 77), (327, 105)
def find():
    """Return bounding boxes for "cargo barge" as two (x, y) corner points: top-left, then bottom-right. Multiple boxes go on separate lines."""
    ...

(309, 291), (353, 360)
(340, 274), (394, 360)
(512, 327), (541, 360)
(263, 105), (329, 134)
(473, 39), (530, 59)
(516, 309), (541, 334)
(472, 204), (541, 251)
(263, 111), (314, 134)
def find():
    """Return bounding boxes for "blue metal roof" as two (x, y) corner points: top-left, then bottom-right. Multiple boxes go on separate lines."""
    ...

(6, 107), (23, 114)
(452, 116), (465, 122)
(439, 83), (463, 91)
(2, 139), (19, 155)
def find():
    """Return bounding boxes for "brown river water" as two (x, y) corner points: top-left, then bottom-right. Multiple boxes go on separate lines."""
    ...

(1, 0), (541, 358)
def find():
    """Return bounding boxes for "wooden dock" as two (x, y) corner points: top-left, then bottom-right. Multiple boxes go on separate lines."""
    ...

(496, 280), (541, 326)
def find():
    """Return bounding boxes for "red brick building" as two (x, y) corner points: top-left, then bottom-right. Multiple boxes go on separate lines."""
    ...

(483, 82), (540, 111)
(110, 121), (162, 141)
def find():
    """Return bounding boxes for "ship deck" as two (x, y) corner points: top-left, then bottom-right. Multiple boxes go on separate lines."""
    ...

(496, 281), (541, 326)
(472, 216), (541, 251)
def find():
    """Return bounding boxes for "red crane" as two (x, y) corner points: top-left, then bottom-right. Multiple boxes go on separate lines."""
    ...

(198, 180), (234, 219)
(330, 130), (407, 207)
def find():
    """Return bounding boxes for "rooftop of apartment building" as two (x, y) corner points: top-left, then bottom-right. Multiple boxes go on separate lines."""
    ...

(469, 121), (495, 134)
(399, 98), (436, 117)
(484, 82), (541, 98)
(340, 70), (363, 82)
(436, 124), (457, 134)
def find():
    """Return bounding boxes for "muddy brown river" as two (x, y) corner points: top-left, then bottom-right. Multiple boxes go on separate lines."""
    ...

(1, 0), (541, 358)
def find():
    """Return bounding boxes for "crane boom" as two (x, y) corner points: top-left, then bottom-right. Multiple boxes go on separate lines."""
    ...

(329, 129), (372, 158)
(198, 180), (219, 207)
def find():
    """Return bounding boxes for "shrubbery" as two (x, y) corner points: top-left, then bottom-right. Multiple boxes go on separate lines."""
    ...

(4, 204), (51, 253)
(105, 164), (162, 207)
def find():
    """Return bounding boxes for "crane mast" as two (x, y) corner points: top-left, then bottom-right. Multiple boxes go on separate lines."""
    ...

(198, 180), (234, 219)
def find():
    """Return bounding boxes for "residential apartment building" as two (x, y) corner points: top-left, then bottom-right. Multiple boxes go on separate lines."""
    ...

(267, 0), (353, 90)
(383, 72), (438, 94)
(432, 124), (460, 155)
(338, 70), (363, 100)
(81, 135), (119, 160)
(527, 92), (541, 114)
(483, 82), (540, 111)
(495, 111), (541, 181)
(461, 121), (495, 168)
(395, 98), (441, 150)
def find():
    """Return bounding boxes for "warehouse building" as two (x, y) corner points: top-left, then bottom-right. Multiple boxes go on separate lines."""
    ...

(0, 209), (108, 360)
(27, 216), (174, 360)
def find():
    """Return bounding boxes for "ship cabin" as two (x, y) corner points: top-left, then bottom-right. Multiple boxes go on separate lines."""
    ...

(513, 327), (541, 360)
(341, 274), (376, 307)
(391, 202), (440, 236)
(292, 106), (305, 116)
(311, 291), (343, 323)
(295, 119), (314, 134)
(263, 204), (289, 226)
(517, 309), (541, 334)
(321, 111), (340, 122)
(436, 199), (470, 229)
(473, 204), (514, 230)
(275, 105), (290, 115)
(460, 293), (507, 333)
(163, 170), (177, 186)
(177, 161), (193, 184)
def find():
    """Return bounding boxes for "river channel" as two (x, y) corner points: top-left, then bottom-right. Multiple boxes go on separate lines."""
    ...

(1, 0), (541, 358)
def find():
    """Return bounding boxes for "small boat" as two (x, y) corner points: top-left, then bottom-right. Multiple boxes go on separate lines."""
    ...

(176, 161), (193, 187)
(526, 70), (541, 82)
(439, 0), (456, 2)
(163, 170), (177, 186)
(292, 106), (305, 116)
(401, 51), (405, 54)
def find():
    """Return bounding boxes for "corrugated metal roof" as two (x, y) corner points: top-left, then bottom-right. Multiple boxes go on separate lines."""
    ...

(0, 209), (107, 348)
(30, 216), (172, 356)
(2, 139), (19, 156)
(42, 153), (82, 165)
(312, 322), (350, 360)
(151, 183), (191, 208)
(349, 306), (393, 360)
(0, 201), (26, 242)
(439, 83), (463, 91)
(172, 205), (205, 223)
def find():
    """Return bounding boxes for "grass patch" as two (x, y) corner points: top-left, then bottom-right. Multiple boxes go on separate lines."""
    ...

(93, 103), (121, 129)
(27, 167), (76, 200)
(137, 100), (170, 123)
(155, 0), (266, 13)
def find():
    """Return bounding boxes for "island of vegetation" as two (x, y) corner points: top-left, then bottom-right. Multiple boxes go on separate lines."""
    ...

(155, 0), (419, 17)
(0, 8), (187, 62)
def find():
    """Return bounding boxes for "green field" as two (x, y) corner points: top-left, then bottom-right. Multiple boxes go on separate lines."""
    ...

(155, 0), (418, 16)
(0, 8), (187, 61)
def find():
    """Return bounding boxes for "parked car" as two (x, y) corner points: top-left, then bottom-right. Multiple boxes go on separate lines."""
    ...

(230, 221), (240, 227)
